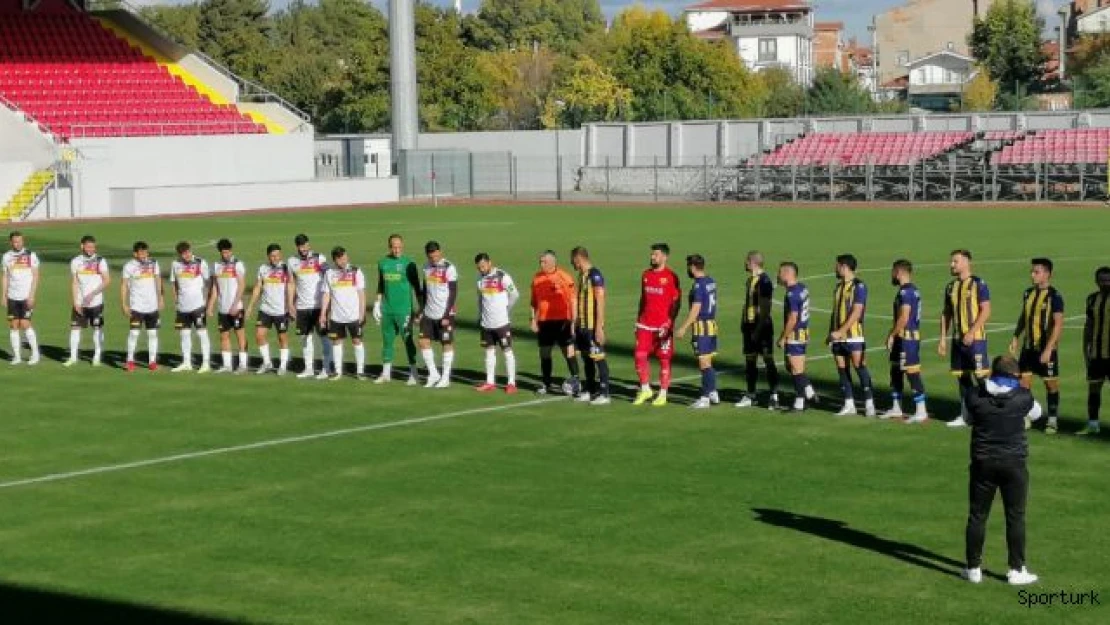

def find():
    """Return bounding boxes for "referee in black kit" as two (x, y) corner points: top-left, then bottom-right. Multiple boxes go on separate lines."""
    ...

(961, 354), (1041, 586)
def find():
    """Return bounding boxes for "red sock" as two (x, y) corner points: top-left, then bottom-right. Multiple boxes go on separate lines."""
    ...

(635, 352), (650, 385)
(660, 358), (672, 389)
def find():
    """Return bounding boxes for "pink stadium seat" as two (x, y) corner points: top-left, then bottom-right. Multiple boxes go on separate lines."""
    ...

(760, 132), (973, 168)
(0, 8), (269, 139)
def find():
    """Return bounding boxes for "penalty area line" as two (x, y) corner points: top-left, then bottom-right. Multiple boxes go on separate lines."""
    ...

(0, 397), (561, 491)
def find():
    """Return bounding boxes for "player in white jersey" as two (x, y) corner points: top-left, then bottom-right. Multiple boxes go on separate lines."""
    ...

(207, 238), (250, 374)
(287, 233), (333, 379)
(247, 244), (291, 375)
(65, 235), (110, 367)
(170, 241), (212, 373)
(120, 241), (163, 372)
(474, 253), (519, 393)
(418, 240), (458, 389)
(320, 246), (367, 380)
(2, 231), (41, 364)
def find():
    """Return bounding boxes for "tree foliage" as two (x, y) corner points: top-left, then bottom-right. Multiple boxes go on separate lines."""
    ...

(968, 0), (1045, 94)
(805, 67), (875, 115)
(469, 0), (604, 54)
(755, 67), (804, 118)
(476, 45), (561, 130)
(542, 55), (631, 129)
(960, 67), (998, 111)
(196, 0), (273, 80)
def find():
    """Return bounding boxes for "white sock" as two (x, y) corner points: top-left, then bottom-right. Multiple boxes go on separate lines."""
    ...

(147, 329), (158, 365)
(279, 348), (290, 370)
(9, 329), (20, 361)
(93, 328), (104, 361)
(354, 343), (365, 375)
(805, 385), (816, 400)
(25, 327), (37, 358)
(442, 349), (454, 381)
(484, 348), (497, 384)
(69, 328), (81, 360)
(302, 336), (314, 373)
(239, 350), (250, 370)
(505, 349), (516, 385)
(179, 330), (192, 366)
(197, 329), (211, 366)
(332, 342), (344, 375)
(127, 329), (139, 362)
(381, 362), (392, 379)
(259, 343), (272, 366)
(222, 351), (232, 368)
(321, 337), (333, 373)
(421, 348), (439, 378)
(641, 383), (652, 392)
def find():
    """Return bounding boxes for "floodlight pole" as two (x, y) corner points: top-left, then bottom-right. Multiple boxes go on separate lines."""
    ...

(389, 0), (419, 166)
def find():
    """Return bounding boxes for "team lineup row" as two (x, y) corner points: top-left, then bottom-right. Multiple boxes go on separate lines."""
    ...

(3, 231), (1110, 433)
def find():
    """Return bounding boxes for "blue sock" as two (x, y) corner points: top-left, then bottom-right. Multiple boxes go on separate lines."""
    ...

(702, 367), (716, 396)
(838, 368), (854, 400)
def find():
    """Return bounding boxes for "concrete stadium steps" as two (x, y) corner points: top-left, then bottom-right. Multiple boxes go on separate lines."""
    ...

(93, 16), (286, 135)
(1, 169), (53, 221)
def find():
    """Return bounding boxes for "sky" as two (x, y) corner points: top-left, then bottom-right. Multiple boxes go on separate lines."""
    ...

(131, 0), (1066, 47)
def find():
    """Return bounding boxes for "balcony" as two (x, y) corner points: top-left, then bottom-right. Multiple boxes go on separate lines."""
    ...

(728, 13), (812, 39)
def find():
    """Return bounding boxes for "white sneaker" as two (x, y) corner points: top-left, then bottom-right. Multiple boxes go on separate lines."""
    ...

(691, 397), (712, 409)
(277, 367), (287, 377)
(434, 376), (451, 389)
(947, 416), (968, 428)
(709, 391), (720, 405)
(9, 359), (21, 366)
(234, 367), (248, 375)
(328, 373), (342, 382)
(374, 375), (390, 385)
(26, 354), (39, 366)
(1007, 567), (1038, 586)
(880, 407), (903, 420)
(297, 370), (315, 379)
(576, 391), (592, 403)
(864, 399), (877, 418)
(171, 363), (193, 373)
(62, 357), (78, 368)
(835, 402), (858, 417)
(590, 395), (611, 406)
(91, 357), (103, 367)
(197, 364), (211, 374)
(905, 413), (928, 424)
(315, 371), (330, 381)
(735, 395), (754, 408)
(962, 567), (982, 584)
(406, 375), (418, 386)
(256, 363), (272, 375)
(217, 366), (234, 374)
(792, 399), (805, 411)
(356, 373), (367, 381)
(424, 375), (440, 388)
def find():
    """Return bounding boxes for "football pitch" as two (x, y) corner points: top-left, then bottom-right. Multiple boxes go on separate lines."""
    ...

(1, 204), (1108, 624)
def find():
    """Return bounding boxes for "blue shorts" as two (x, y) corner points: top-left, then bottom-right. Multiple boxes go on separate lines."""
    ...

(890, 338), (921, 372)
(951, 338), (989, 377)
(784, 343), (807, 357)
(831, 341), (866, 357)
(692, 334), (717, 357)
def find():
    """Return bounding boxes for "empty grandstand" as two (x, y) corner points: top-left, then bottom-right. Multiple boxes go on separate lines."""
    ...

(0, 0), (397, 222)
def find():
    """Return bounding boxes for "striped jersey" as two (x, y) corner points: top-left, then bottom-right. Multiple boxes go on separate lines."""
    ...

(1086, 290), (1110, 360)
(576, 267), (605, 330)
(689, 275), (718, 337)
(783, 283), (810, 344)
(743, 272), (773, 324)
(944, 276), (991, 340)
(893, 282), (923, 340)
(1016, 286), (1064, 350)
(831, 277), (868, 342)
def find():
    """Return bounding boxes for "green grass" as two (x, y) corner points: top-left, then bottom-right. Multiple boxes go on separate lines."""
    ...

(1, 205), (1108, 624)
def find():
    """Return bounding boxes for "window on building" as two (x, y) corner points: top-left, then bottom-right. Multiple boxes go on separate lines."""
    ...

(944, 69), (954, 83)
(758, 38), (777, 63)
(898, 50), (909, 65)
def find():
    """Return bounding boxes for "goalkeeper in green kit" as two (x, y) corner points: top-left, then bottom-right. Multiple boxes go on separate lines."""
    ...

(373, 234), (422, 384)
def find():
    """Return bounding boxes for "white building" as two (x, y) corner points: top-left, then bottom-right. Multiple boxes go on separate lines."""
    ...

(904, 49), (976, 112)
(1077, 4), (1110, 33)
(684, 0), (815, 85)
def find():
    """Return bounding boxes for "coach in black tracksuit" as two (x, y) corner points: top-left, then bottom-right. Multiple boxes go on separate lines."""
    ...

(964, 354), (1040, 585)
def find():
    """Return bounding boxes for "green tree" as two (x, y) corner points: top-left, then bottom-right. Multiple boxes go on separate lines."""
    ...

(805, 67), (874, 115)
(968, 0), (1045, 99)
(197, 0), (273, 80)
(754, 67), (804, 118)
(542, 55), (631, 128)
(477, 46), (563, 129)
(1074, 52), (1110, 108)
(470, 0), (604, 53)
(600, 6), (763, 121)
(415, 3), (497, 131)
(960, 67), (998, 111)
(140, 4), (202, 49)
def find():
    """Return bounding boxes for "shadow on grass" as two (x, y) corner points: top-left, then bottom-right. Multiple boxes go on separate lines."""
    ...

(751, 507), (1007, 582)
(0, 580), (255, 625)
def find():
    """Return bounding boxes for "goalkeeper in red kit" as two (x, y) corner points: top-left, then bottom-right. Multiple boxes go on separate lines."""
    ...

(633, 243), (682, 406)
